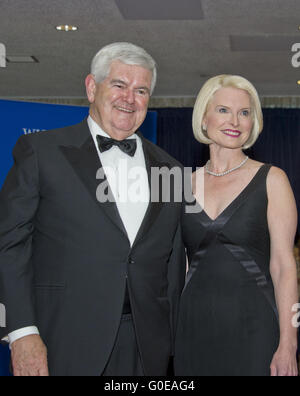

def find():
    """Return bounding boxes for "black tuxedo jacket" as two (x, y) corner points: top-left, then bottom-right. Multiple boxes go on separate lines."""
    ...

(0, 119), (186, 376)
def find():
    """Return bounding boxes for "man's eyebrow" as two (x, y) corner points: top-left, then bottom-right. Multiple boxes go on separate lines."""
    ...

(110, 79), (150, 93)
(110, 79), (126, 85)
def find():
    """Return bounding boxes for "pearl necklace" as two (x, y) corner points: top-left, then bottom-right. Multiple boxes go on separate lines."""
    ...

(205, 156), (249, 177)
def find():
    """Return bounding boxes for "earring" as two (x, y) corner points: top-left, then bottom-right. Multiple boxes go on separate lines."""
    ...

(202, 125), (207, 131)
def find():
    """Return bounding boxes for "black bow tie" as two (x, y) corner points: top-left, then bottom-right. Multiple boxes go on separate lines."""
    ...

(96, 135), (137, 157)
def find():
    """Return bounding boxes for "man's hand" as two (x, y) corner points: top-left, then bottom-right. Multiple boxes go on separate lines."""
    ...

(11, 334), (49, 376)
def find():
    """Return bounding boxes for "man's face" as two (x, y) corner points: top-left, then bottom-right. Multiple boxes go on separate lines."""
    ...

(86, 60), (152, 140)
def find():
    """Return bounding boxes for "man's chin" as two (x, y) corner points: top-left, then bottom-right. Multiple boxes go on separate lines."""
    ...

(109, 126), (137, 140)
(111, 122), (140, 136)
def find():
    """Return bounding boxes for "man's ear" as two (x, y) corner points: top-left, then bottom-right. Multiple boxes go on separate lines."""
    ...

(85, 74), (97, 103)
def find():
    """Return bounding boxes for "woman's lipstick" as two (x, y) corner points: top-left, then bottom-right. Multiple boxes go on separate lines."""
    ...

(222, 129), (241, 138)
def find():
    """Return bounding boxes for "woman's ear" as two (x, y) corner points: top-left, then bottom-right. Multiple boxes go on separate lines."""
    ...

(202, 113), (208, 131)
(202, 119), (207, 131)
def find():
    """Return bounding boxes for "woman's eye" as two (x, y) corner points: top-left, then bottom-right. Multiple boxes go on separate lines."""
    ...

(218, 107), (228, 113)
(241, 110), (250, 116)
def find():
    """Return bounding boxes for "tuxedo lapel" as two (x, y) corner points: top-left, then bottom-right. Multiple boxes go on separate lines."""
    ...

(59, 124), (174, 248)
(132, 135), (168, 249)
(59, 130), (128, 239)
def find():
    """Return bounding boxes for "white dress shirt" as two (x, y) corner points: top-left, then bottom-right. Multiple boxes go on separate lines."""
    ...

(4, 116), (149, 346)
(88, 116), (149, 245)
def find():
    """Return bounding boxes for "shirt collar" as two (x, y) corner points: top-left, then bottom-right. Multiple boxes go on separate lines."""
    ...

(87, 115), (137, 141)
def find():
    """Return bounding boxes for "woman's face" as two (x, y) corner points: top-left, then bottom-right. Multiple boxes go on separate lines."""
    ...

(203, 87), (254, 149)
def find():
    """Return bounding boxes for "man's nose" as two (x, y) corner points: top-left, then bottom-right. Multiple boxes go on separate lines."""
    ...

(123, 89), (135, 104)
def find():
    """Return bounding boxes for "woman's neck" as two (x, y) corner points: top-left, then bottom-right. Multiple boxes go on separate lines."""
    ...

(208, 144), (247, 173)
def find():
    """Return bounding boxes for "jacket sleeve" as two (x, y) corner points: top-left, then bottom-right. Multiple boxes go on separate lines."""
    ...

(0, 135), (40, 339)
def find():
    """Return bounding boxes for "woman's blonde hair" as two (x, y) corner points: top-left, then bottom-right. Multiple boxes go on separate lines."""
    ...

(192, 75), (263, 149)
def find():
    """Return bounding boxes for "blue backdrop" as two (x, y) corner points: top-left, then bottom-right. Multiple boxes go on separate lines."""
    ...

(0, 99), (157, 376)
(0, 99), (157, 187)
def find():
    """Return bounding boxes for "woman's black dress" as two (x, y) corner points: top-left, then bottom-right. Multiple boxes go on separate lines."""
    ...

(174, 164), (280, 376)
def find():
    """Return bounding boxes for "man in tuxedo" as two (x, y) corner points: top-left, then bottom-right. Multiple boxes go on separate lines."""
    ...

(0, 43), (186, 376)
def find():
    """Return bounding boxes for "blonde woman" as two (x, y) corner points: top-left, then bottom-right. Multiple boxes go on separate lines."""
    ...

(175, 75), (299, 376)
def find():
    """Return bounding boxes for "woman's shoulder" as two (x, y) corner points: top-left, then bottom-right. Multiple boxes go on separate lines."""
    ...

(266, 164), (288, 182)
(265, 165), (292, 198)
(248, 160), (287, 180)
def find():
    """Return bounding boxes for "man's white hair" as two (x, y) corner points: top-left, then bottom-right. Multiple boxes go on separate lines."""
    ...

(91, 42), (157, 95)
